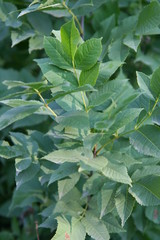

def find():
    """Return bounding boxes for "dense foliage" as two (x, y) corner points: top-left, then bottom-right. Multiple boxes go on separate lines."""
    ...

(0, 0), (160, 239)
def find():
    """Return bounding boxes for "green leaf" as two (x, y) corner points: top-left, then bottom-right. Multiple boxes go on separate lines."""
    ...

(0, 145), (23, 159)
(71, 217), (86, 240)
(74, 38), (102, 70)
(145, 206), (160, 224)
(29, 34), (43, 53)
(150, 66), (160, 97)
(16, 163), (39, 189)
(109, 108), (143, 133)
(16, 157), (32, 171)
(0, 105), (41, 131)
(49, 163), (78, 185)
(82, 213), (110, 240)
(130, 125), (160, 158)
(80, 156), (108, 172)
(136, 71), (154, 100)
(44, 36), (72, 69)
(98, 61), (123, 82)
(102, 161), (132, 185)
(58, 173), (80, 199)
(103, 214), (125, 234)
(129, 176), (160, 206)
(98, 184), (114, 219)
(115, 187), (135, 226)
(0, 99), (43, 108)
(79, 62), (100, 86)
(36, 58), (77, 87)
(108, 38), (129, 62)
(57, 110), (90, 129)
(123, 33), (141, 52)
(11, 25), (35, 47)
(51, 216), (71, 240)
(42, 149), (87, 164)
(10, 178), (43, 210)
(132, 166), (160, 182)
(61, 18), (80, 60)
(89, 79), (128, 107)
(136, 1), (160, 35)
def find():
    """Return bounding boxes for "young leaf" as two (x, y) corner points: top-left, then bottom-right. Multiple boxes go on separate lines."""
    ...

(74, 38), (102, 70)
(61, 18), (80, 60)
(79, 62), (100, 86)
(44, 36), (72, 69)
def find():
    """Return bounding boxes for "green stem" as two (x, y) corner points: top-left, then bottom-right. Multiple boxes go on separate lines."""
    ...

(34, 89), (57, 117)
(62, 1), (83, 35)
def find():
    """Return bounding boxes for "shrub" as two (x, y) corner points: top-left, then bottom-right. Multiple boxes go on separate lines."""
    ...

(0, 1), (160, 239)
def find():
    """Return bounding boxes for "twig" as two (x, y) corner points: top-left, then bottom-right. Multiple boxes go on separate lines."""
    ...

(34, 89), (57, 117)
(62, 1), (83, 36)
(35, 221), (40, 240)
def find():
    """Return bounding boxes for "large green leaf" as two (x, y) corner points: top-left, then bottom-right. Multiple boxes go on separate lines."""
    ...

(42, 149), (87, 164)
(123, 33), (141, 52)
(74, 38), (102, 70)
(82, 213), (110, 240)
(136, 1), (160, 35)
(49, 163), (78, 185)
(0, 105), (41, 131)
(16, 163), (40, 189)
(51, 216), (71, 240)
(98, 183), (114, 219)
(115, 187), (135, 226)
(89, 79), (128, 107)
(109, 108), (142, 133)
(129, 176), (160, 206)
(56, 110), (90, 129)
(98, 61), (123, 82)
(79, 62), (100, 86)
(44, 36), (72, 69)
(58, 173), (80, 199)
(132, 166), (160, 181)
(150, 66), (160, 97)
(61, 18), (80, 60)
(108, 38), (129, 62)
(102, 161), (132, 185)
(130, 125), (160, 158)
(36, 58), (78, 87)
(0, 145), (23, 159)
(71, 217), (86, 240)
